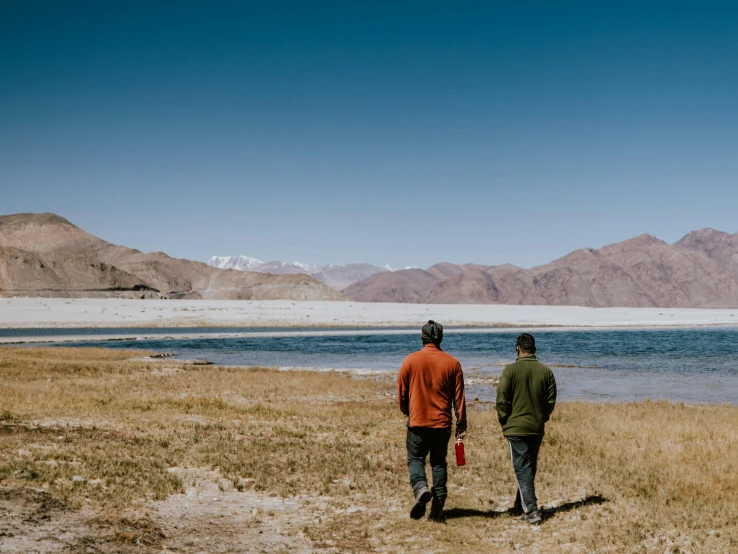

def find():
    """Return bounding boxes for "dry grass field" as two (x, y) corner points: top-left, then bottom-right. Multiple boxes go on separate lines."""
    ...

(1, 347), (737, 553)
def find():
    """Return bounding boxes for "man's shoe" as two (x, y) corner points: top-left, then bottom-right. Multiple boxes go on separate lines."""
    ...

(520, 510), (542, 525)
(410, 487), (432, 520)
(428, 497), (445, 523)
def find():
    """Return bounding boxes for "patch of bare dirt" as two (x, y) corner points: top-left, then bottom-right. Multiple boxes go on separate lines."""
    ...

(0, 485), (150, 553)
(150, 468), (331, 553)
(0, 473), (336, 554)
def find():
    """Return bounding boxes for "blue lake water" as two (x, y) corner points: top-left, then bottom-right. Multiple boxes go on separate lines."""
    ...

(2, 327), (737, 404)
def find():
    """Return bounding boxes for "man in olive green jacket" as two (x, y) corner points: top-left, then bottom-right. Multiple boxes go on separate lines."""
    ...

(496, 333), (556, 525)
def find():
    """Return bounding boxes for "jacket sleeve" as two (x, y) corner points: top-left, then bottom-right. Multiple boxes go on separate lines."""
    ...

(545, 370), (557, 420)
(453, 363), (467, 433)
(398, 357), (410, 416)
(496, 365), (513, 426)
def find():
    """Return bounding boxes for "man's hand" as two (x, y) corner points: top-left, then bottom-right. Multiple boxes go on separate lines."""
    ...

(456, 428), (466, 440)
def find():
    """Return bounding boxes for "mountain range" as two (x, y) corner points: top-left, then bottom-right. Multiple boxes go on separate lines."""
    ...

(215, 229), (738, 308)
(207, 255), (390, 290)
(343, 231), (738, 307)
(0, 213), (343, 301)
(4, 212), (738, 308)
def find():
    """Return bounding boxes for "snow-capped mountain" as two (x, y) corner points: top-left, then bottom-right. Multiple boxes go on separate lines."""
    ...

(208, 256), (320, 275)
(207, 256), (389, 290)
(207, 255), (265, 272)
(257, 260), (321, 274)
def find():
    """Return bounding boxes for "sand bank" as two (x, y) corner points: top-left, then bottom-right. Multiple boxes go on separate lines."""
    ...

(1, 297), (738, 331)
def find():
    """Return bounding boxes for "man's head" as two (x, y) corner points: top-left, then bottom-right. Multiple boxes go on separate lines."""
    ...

(421, 320), (443, 347)
(516, 333), (536, 356)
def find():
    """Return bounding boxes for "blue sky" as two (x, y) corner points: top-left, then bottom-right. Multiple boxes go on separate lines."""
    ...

(2, 1), (737, 268)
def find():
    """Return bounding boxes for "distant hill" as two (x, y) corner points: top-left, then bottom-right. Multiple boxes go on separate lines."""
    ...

(675, 228), (738, 280)
(343, 230), (738, 308)
(9, 214), (737, 307)
(342, 268), (441, 303)
(208, 255), (389, 290)
(0, 213), (344, 301)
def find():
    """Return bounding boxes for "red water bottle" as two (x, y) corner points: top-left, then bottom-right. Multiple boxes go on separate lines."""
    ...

(455, 439), (466, 466)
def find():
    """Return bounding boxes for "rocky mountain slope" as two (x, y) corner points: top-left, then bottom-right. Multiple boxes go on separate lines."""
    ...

(0, 213), (344, 301)
(344, 230), (738, 308)
(675, 228), (738, 280)
(342, 268), (441, 303)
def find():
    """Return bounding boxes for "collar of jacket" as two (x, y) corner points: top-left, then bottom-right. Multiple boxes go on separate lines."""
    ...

(516, 354), (537, 361)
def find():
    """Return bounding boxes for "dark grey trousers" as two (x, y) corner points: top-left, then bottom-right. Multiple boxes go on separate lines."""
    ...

(508, 435), (543, 514)
(406, 427), (452, 503)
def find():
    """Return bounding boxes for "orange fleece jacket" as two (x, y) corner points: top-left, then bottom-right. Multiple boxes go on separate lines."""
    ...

(397, 344), (467, 430)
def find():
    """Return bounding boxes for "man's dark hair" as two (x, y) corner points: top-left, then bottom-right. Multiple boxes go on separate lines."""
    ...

(421, 320), (443, 346)
(516, 333), (536, 354)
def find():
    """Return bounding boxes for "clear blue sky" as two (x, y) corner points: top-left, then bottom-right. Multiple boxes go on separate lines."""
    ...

(2, 1), (737, 268)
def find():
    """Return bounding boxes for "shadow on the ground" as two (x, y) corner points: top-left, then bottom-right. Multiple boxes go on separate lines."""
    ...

(443, 506), (509, 520)
(444, 494), (608, 521)
(542, 494), (608, 517)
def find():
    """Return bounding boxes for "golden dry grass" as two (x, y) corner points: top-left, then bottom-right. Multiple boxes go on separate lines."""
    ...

(1, 346), (737, 553)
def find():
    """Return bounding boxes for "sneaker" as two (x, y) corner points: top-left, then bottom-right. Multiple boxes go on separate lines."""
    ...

(510, 498), (523, 516)
(410, 487), (432, 520)
(520, 510), (542, 525)
(428, 496), (445, 523)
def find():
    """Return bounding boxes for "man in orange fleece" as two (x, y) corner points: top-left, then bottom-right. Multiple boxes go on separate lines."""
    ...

(398, 320), (467, 522)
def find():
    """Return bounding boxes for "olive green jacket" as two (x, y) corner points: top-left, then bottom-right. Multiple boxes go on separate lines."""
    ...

(495, 354), (557, 437)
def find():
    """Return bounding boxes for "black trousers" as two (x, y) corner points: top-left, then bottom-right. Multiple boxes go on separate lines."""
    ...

(406, 427), (452, 503)
(507, 435), (543, 513)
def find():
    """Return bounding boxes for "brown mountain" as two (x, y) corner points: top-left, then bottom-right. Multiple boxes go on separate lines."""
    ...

(426, 263), (465, 280)
(0, 214), (149, 294)
(0, 213), (344, 301)
(345, 232), (738, 308)
(342, 268), (441, 303)
(426, 262), (491, 280)
(675, 228), (738, 280)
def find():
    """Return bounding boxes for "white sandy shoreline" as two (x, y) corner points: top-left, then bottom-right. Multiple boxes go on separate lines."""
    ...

(1, 298), (738, 333)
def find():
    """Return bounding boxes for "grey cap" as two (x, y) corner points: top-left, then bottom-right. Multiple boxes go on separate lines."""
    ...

(421, 320), (443, 345)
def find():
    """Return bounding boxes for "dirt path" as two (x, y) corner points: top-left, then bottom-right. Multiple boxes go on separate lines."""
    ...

(0, 471), (335, 554)
(151, 468), (324, 553)
(0, 486), (111, 553)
